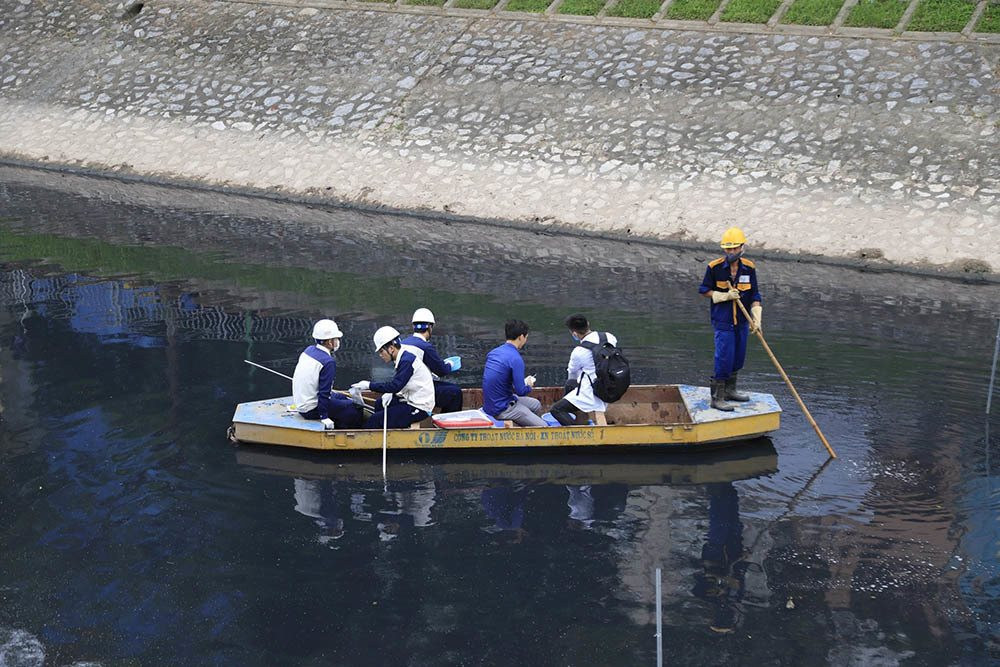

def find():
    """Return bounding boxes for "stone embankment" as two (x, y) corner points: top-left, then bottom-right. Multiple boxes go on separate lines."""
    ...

(0, 0), (997, 272)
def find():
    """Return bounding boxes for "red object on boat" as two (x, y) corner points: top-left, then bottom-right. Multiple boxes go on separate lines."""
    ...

(432, 409), (497, 429)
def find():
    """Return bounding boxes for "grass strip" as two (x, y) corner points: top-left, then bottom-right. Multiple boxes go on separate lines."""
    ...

(407, 0), (447, 6)
(452, 0), (498, 7)
(557, 0), (606, 11)
(665, 0), (721, 19)
(906, 0), (976, 30)
(843, 0), (908, 26)
(720, 0), (783, 22)
(505, 0), (552, 10)
(607, 0), (661, 16)
(780, 0), (844, 23)
(977, 2), (1000, 31)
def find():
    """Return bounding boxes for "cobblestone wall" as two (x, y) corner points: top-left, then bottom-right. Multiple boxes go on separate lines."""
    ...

(0, 0), (997, 271)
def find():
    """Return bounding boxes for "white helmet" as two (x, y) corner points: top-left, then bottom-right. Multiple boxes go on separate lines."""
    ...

(411, 308), (435, 326)
(373, 325), (401, 351)
(312, 319), (343, 341)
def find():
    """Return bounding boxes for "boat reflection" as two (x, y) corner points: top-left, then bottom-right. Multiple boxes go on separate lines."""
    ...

(234, 439), (778, 486)
(243, 441), (780, 629)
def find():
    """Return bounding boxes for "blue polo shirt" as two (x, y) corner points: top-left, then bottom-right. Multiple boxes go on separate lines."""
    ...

(481, 342), (532, 417)
(699, 257), (762, 327)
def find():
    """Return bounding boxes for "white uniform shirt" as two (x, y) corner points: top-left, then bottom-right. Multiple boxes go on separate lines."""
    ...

(566, 331), (618, 413)
(395, 343), (436, 413)
(292, 345), (331, 414)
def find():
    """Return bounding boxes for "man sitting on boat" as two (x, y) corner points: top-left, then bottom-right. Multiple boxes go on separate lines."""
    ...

(352, 326), (436, 429)
(401, 307), (463, 413)
(481, 319), (546, 427)
(549, 314), (616, 426)
(291, 319), (364, 429)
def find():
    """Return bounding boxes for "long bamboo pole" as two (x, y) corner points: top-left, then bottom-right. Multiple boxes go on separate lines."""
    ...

(731, 297), (837, 459)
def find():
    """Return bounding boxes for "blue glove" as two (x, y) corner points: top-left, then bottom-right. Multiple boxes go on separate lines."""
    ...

(444, 356), (462, 371)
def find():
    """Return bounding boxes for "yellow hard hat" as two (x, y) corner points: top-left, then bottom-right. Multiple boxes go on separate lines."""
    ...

(720, 227), (747, 249)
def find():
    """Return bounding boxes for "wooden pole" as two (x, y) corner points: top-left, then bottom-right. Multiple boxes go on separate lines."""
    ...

(732, 298), (837, 459)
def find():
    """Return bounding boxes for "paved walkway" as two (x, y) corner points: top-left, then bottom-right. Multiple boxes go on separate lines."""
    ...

(0, 0), (997, 271)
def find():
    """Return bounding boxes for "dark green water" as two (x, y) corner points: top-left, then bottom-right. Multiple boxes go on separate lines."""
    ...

(0, 167), (998, 666)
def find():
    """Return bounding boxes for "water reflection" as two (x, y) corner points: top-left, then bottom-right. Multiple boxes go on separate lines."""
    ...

(293, 479), (345, 545)
(691, 482), (751, 635)
(240, 443), (781, 645)
(2, 167), (1000, 664)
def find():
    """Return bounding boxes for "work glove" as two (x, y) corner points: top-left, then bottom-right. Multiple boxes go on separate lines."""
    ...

(711, 288), (741, 304)
(348, 386), (367, 406)
(321, 418), (336, 430)
(381, 393), (393, 408)
(444, 356), (462, 371)
(750, 304), (763, 334)
(525, 374), (536, 388)
(350, 380), (371, 391)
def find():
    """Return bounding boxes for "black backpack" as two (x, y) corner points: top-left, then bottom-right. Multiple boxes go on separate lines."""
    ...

(581, 333), (631, 403)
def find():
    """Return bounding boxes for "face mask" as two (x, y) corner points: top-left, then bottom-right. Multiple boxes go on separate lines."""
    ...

(724, 249), (743, 264)
(332, 339), (341, 352)
(571, 333), (581, 342)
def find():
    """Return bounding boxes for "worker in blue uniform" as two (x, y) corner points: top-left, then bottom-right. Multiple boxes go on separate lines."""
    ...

(291, 319), (364, 429)
(401, 307), (463, 413)
(482, 319), (546, 427)
(352, 326), (436, 429)
(698, 227), (763, 411)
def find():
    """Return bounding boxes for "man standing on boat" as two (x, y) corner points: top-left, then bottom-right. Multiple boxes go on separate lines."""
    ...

(549, 314), (615, 426)
(401, 307), (463, 413)
(481, 319), (546, 427)
(698, 227), (763, 411)
(292, 319), (364, 429)
(352, 326), (436, 429)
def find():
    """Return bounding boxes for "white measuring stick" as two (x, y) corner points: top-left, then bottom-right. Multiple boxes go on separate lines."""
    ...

(244, 359), (292, 381)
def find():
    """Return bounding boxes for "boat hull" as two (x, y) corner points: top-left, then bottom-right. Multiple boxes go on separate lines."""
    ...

(230, 384), (781, 451)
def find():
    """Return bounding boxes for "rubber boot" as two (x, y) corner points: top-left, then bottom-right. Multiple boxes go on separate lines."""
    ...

(725, 372), (750, 402)
(711, 379), (735, 412)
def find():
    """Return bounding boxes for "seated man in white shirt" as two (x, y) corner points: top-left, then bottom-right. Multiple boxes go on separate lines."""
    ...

(549, 314), (617, 426)
(292, 318), (364, 429)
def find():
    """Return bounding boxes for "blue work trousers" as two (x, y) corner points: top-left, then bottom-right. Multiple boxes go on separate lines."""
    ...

(301, 395), (364, 429)
(365, 399), (428, 430)
(713, 322), (748, 381)
(434, 380), (463, 413)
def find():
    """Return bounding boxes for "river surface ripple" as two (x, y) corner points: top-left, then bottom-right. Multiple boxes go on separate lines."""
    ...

(0, 169), (998, 666)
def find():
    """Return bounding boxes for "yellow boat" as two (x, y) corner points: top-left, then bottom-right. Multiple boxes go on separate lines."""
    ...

(229, 385), (781, 452)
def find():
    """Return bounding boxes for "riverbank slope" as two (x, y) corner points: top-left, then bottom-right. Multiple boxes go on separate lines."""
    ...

(0, 0), (997, 272)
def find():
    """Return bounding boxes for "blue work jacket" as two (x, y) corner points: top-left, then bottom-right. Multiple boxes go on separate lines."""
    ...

(699, 257), (762, 327)
(401, 335), (452, 377)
